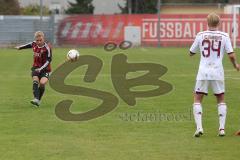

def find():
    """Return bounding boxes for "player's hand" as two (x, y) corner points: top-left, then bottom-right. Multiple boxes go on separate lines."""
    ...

(35, 68), (41, 73)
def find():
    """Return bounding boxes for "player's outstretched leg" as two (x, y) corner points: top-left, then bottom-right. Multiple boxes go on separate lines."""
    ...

(193, 103), (204, 137)
(218, 103), (227, 137)
(31, 80), (40, 107)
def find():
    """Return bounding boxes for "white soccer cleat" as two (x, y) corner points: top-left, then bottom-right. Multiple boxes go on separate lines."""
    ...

(218, 129), (225, 137)
(194, 128), (204, 137)
(30, 98), (40, 107)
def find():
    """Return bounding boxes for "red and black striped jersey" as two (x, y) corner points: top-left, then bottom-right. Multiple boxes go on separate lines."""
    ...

(19, 41), (52, 72)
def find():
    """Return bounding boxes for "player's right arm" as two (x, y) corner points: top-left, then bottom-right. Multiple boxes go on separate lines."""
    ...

(15, 42), (33, 50)
(189, 34), (200, 56)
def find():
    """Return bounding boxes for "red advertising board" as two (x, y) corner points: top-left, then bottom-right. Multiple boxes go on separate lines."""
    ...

(57, 14), (239, 47)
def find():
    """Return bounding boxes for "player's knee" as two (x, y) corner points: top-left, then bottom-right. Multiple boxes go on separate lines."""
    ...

(40, 81), (46, 86)
(194, 94), (204, 103)
(40, 78), (48, 86)
(32, 76), (39, 82)
(40, 80), (48, 86)
(216, 93), (224, 103)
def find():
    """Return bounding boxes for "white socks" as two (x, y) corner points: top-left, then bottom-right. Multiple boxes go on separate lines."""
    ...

(193, 103), (227, 133)
(218, 103), (227, 130)
(193, 103), (203, 130)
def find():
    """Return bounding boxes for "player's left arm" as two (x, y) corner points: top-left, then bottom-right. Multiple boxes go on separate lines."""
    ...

(228, 52), (239, 71)
(35, 46), (52, 72)
(225, 36), (240, 71)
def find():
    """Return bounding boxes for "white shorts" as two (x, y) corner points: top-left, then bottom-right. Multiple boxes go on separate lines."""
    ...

(194, 80), (225, 95)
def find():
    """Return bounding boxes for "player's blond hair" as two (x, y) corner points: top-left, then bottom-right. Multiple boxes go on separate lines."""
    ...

(207, 13), (220, 28)
(34, 31), (44, 39)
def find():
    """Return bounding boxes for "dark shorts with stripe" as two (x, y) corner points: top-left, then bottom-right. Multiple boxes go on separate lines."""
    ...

(31, 67), (50, 79)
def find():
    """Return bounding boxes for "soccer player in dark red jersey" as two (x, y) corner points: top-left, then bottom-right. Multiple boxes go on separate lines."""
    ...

(15, 31), (52, 107)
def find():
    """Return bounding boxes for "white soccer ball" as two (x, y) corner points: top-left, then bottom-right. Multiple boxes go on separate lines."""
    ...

(67, 49), (80, 61)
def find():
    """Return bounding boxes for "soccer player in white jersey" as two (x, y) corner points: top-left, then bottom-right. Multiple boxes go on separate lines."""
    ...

(190, 13), (240, 137)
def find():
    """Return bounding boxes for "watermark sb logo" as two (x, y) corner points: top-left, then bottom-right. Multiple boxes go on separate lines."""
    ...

(49, 52), (172, 121)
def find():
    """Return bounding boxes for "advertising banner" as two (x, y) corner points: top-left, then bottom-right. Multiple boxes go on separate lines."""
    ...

(57, 14), (238, 47)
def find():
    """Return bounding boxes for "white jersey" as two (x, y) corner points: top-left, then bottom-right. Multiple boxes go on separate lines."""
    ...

(190, 30), (233, 80)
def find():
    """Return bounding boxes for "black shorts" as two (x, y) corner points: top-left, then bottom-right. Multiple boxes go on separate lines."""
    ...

(31, 67), (50, 79)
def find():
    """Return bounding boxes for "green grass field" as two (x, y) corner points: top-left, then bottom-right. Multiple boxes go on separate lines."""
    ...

(1, 47), (240, 160)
